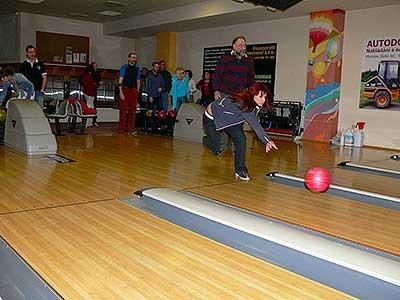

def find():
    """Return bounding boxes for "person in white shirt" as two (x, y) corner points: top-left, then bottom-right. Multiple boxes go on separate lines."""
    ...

(185, 69), (197, 103)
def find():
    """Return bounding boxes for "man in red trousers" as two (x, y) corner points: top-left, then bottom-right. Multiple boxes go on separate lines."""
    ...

(118, 52), (141, 134)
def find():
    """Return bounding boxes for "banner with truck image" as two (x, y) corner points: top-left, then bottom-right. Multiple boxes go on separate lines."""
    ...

(359, 36), (400, 110)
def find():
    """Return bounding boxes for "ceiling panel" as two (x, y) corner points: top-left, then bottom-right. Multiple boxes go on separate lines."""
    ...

(1, 0), (399, 37)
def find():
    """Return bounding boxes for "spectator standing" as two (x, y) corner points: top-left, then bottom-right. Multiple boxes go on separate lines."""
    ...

(81, 63), (102, 127)
(18, 45), (47, 108)
(213, 36), (255, 100)
(159, 60), (172, 111)
(196, 70), (214, 107)
(146, 61), (165, 111)
(118, 52), (141, 134)
(185, 69), (196, 102)
(139, 67), (148, 107)
(170, 67), (190, 112)
(91, 62), (102, 127)
(212, 36), (255, 151)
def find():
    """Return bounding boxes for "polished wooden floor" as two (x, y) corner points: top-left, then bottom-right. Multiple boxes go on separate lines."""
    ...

(0, 200), (354, 300)
(0, 131), (398, 299)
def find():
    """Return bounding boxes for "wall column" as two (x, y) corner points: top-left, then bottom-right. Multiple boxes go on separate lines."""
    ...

(156, 32), (177, 73)
(304, 9), (345, 142)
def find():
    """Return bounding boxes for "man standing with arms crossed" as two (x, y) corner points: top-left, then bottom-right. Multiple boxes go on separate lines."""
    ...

(158, 60), (172, 111)
(118, 52), (141, 134)
(19, 45), (47, 108)
(212, 36), (255, 153)
(146, 61), (165, 111)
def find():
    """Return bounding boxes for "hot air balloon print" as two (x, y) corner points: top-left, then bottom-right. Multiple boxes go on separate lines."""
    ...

(309, 11), (333, 53)
(327, 35), (339, 63)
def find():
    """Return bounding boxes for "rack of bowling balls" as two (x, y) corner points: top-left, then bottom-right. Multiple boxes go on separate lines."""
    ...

(143, 109), (177, 135)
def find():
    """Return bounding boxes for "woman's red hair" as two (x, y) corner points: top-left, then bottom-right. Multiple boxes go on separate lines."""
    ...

(231, 82), (273, 112)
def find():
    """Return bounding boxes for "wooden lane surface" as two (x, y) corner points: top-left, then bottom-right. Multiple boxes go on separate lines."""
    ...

(347, 159), (400, 172)
(0, 132), (398, 220)
(0, 200), (355, 300)
(227, 136), (397, 176)
(188, 180), (400, 256)
(0, 134), (238, 213)
(0, 134), (328, 214)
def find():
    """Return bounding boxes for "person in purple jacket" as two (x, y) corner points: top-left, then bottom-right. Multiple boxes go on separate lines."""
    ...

(203, 82), (278, 181)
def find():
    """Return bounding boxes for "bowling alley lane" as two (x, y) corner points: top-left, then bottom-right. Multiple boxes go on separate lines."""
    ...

(350, 158), (400, 173)
(187, 179), (400, 256)
(0, 200), (356, 300)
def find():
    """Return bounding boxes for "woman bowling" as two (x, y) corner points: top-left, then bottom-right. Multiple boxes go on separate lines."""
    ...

(203, 82), (278, 181)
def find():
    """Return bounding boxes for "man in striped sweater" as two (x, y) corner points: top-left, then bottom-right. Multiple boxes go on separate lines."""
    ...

(213, 36), (255, 100)
(212, 36), (255, 153)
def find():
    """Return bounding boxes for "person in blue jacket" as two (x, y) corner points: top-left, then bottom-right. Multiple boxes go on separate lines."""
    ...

(203, 82), (278, 180)
(169, 67), (190, 111)
(0, 67), (34, 107)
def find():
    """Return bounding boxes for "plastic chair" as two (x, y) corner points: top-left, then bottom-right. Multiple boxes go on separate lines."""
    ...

(68, 100), (96, 135)
(46, 100), (71, 135)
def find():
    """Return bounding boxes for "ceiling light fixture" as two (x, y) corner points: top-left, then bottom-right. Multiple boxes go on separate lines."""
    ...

(243, 0), (303, 11)
(19, 0), (45, 3)
(98, 10), (122, 16)
(104, 1), (128, 7)
(68, 12), (89, 17)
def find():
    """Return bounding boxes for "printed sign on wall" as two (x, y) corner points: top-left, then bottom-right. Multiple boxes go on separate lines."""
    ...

(359, 37), (400, 110)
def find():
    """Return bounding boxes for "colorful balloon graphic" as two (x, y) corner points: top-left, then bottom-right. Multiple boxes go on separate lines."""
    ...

(309, 11), (333, 53)
(327, 36), (339, 62)
(312, 61), (328, 78)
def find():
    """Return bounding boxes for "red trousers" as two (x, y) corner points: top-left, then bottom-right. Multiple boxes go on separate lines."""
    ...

(119, 87), (138, 133)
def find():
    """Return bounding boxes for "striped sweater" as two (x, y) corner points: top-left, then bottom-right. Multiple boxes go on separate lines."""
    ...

(213, 54), (255, 95)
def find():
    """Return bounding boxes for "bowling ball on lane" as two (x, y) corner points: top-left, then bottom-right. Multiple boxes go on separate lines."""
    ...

(304, 167), (331, 193)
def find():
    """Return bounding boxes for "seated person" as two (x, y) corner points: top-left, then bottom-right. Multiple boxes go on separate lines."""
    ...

(0, 67), (34, 107)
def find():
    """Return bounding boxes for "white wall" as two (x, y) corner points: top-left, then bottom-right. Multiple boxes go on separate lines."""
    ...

(19, 12), (135, 70)
(135, 36), (157, 69)
(18, 12), (137, 122)
(173, 6), (400, 149)
(177, 16), (309, 101)
(340, 5), (400, 149)
(15, 5), (400, 148)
